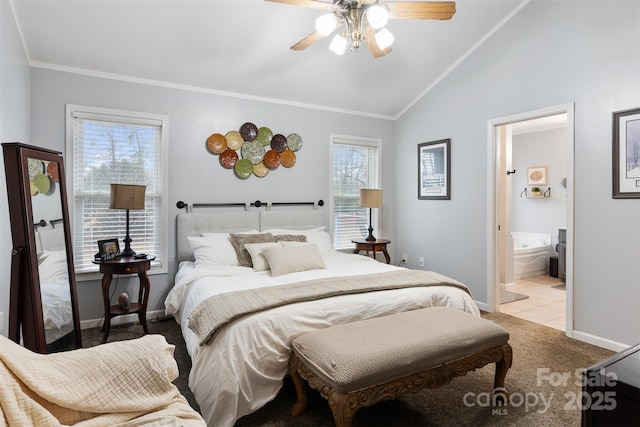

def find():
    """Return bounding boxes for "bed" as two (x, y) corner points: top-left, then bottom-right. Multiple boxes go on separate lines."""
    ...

(164, 209), (480, 427)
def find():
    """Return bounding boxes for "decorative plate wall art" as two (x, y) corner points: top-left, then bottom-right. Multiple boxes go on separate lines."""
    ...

(27, 158), (57, 195)
(206, 122), (303, 179)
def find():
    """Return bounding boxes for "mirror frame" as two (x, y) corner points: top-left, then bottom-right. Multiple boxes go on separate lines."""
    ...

(3, 142), (82, 353)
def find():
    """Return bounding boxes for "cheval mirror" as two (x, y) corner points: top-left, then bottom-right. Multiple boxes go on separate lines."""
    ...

(3, 142), (82, 353)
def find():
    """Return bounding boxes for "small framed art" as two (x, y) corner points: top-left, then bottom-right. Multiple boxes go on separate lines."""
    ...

(418, 139), (450, 200)
(527, 167), (547, 186)
(612, 107), (640, 199)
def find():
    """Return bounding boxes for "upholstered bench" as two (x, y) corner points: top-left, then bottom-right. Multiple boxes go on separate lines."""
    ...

(288, 307), (512, 427)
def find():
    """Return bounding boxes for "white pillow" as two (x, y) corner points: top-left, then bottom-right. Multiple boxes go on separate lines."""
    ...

(263, 227), (334, 256)
(188, 234), (238, 267)
(244, 242), (280, 271)
(37, 250), (69, 286)
(261, 244), (327, 276)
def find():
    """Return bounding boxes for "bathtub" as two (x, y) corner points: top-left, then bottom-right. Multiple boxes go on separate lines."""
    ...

(512, 232), (551, 280)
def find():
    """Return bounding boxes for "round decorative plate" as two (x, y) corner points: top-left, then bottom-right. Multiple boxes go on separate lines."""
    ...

(287, 133), (303, 151)
(241, 140), (265, 164)
(33, 173), (51, 194)
(257, 127), (273, 146)
(234, 158), (253, 179)
(225, 131), (244, 150)
(206, 133), (227, 154)
(253, 162), (269, 177)
(28, 158), (43, 179)
(219, 149), (239, 169)
(270, 134), (288, 152)
(29, 180), (38, 196)
(46, 162), (59, 182)
(280, 149), (296, 168)
(263, 149), (281, 169)
(239, 122), (258, 142)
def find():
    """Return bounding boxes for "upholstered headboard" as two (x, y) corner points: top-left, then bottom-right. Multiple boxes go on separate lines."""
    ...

(176, 209), (329, 263)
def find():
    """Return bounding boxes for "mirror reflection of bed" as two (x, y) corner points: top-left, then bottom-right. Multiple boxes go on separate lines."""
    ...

(34, 221), (74, 350)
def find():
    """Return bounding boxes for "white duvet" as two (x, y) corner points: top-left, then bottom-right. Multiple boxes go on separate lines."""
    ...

(165, 251), (480, 427)
(38, 250), (74, 343)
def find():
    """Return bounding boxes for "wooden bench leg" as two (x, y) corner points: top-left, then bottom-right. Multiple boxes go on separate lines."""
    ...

(289, 355), (308, 416)
(493, 343), (513, 403)
(328, 392), (358, 427)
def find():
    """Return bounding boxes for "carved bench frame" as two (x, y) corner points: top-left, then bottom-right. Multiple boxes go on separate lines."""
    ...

(289, 342), (513, 427)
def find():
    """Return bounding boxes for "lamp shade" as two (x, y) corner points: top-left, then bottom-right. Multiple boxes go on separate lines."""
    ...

(360, 189), (383, 208)
(109, 184), (146, 210)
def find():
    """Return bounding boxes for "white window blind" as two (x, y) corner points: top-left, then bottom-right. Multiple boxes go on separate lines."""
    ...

(68, 108), (165, 273)
(330, 136), (381, 249)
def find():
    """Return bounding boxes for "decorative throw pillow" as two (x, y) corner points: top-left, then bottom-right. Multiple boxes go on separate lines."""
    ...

(274, 234), (307, 242)
(244, 242), (280, 271)
(261, 244), (327, 276)
(263, 227), (334, 256)
(229, 233), (276, 267)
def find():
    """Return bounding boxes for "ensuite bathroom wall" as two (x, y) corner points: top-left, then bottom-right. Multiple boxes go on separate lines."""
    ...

(510, 125), (567, 282)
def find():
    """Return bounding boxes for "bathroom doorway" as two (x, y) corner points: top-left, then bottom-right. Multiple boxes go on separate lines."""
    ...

(487, 104), (574, 337)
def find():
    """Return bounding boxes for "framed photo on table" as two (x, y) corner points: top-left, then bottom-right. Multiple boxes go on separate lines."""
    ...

(418, 139), (450, 200)
(613, 107), (640, 199)
(97, 238), (120, 259)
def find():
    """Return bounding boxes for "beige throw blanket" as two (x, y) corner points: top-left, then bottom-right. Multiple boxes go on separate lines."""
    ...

(189, 269), (471, 346)
(0, 334), (205, 427)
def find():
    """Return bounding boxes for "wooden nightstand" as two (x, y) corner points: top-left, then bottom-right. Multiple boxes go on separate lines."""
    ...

(352, 239), (391, 264)
(93, 256), (155, 343)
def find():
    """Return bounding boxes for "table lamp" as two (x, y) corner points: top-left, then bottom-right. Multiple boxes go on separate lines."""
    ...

(110, 184), (146, 257)
(360, 188), (383, 241)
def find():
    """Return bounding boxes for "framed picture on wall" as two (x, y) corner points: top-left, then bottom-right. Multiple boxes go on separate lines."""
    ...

(612, 107), (640, 199)
(418, 139), (450, 200)
(527, 166), (547, 185)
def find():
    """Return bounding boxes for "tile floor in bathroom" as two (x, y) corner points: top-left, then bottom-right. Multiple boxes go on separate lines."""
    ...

(500, 274), (566, 331)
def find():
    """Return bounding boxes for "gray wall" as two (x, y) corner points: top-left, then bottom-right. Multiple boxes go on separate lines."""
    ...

(28, 68), (395, 321)
(394, 0), (640, 347)
(0, 1), (31, 337)
(511, 127), (567, 248)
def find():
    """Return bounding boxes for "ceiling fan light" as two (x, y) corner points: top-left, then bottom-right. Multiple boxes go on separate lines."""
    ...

(315, 13), (337, 36)
(329, 34), (347, 55)
(375, 27), (394, 50)
(366, 5), (389, 30)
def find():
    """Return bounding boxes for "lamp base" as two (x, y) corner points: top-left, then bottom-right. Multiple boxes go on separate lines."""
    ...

(365, 227), (376, 242)
(120, 235), (136, 257)
(365, 207), (376, 241)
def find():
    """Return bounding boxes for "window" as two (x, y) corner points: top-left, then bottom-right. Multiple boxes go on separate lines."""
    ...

(66, 105), (167, 274)
(330, 135), (381, 249)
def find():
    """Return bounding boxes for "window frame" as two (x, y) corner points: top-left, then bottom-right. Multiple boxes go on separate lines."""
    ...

(65, 104), (169, 279)
(329, 134), (382, 250)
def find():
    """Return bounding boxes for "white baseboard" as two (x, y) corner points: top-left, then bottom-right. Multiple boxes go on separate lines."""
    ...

(80, 309), (166, 330)
(571, 330), (630, 353)
(475, 300), (489, 312)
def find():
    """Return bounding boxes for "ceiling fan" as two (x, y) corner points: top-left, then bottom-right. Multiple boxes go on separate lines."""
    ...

(265, 0), (456, 58)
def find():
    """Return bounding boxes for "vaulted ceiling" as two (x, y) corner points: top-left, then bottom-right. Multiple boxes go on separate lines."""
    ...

(11, 0), (526, 118)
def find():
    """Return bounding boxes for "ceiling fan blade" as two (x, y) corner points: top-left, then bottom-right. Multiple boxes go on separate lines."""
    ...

(365, 28), (391, 59)
(290, 31), (324, 50)
(265, 0), (337, 10)
(386, 1), (456, 20)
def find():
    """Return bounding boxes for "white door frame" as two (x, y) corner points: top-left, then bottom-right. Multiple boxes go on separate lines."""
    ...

(486, 103), (575, 337)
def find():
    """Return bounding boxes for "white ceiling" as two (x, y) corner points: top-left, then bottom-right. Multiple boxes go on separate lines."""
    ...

(11, 0), (526, 119)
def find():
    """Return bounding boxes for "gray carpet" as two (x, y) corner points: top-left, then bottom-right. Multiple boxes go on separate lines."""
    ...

(83, 312), (615, 426)
(500, 290), (529, 304)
